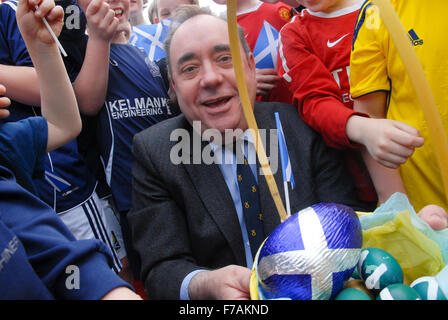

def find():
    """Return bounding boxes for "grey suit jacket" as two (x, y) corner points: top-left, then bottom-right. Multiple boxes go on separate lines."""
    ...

(128, 101), (371, 299)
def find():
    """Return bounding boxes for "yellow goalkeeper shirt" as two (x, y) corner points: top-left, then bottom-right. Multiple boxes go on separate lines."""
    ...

(350, 0), (448, 212)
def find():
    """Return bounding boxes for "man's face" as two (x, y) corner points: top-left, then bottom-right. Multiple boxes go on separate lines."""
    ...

(169, 15), (257, 135)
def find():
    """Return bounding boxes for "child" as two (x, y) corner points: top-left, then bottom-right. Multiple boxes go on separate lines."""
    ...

(0, 0), (80, 192)
(349, 1), (448, 219)
(0, 0), (139, 299)
(0, 0), (124, 274)
(76, 0), (174, 226)
(276, 0), (378, 209)
(274, 0), (448, 229)
(71, 0), (176, 283)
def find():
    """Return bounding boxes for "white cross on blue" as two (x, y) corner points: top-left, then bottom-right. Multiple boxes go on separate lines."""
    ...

(130, 20), (171, 61)
(253, 21), (280, 69)
(258, 207), (360, 300)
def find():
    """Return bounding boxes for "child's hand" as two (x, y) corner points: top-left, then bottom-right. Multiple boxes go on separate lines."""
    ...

(418, 204), (448, 230)
(0, 85), (11, 119)
(347, 115), (424, 168)
(85, 0), (119, 42)
(16, 0), (64, 44)
(256, 68), (280, 97)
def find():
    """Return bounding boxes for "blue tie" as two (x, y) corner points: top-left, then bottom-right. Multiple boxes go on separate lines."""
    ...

(237, 155), (265, 258)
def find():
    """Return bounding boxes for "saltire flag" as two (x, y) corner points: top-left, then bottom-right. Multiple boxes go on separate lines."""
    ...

(253, 21), (280, 69)
(275, 112), (295, 217)
(275, 112), (295, 188)
(130, 19), (171, 61)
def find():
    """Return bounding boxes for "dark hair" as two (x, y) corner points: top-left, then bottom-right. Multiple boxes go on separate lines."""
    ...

(164, 5), (251, 77)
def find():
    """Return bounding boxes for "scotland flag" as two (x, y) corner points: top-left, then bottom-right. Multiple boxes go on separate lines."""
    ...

(253, 21), (280, 69)
(275, 112), (295, 188)
(256, 203), (363, 300)
(130, 19), (171, 61)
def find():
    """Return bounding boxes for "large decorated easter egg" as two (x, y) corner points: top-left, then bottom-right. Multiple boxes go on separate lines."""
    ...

(255, 203), (363, 300)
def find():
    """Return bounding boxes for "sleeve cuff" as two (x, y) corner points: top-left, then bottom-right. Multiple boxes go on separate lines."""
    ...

(180, 269), (208, 300)
(54, 251), (133, 300)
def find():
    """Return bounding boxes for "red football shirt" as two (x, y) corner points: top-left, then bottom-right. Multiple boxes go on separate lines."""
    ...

(278, 3), (377, 202)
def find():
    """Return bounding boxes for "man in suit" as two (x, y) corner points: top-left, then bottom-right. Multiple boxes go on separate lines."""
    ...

(127, 6), (373, 300)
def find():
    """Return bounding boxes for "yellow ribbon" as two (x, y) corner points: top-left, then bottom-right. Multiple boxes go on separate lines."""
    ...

(370, 0), (448, 204)
(226, 0), (288, 222)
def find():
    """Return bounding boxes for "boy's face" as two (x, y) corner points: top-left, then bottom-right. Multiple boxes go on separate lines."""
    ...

(106, 0), (131, 26)
(157, 0), (193, 21)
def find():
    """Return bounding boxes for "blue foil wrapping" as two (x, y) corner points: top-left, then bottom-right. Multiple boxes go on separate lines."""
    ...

(256, 202), (363, 300)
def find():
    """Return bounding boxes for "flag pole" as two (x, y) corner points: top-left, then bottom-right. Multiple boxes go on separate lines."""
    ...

(227, 0), (288, 222)
(284, 181), (291, 218)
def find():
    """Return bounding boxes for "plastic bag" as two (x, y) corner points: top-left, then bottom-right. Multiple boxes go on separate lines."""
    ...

(358, 192), (448, 284)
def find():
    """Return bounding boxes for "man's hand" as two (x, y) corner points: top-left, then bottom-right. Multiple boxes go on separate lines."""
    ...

(16, 0), (64, 44)
(0, 85), (11, 119)
(84, 0), (119, 42)
(256, 68), (280, 97)
(346, 115), (424, 168)
(189, 265), (252, 300)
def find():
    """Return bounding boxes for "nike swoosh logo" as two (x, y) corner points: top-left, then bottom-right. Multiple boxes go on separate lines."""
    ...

(327, 33), (350, 48)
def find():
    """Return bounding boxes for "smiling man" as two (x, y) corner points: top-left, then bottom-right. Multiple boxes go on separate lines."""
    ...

(127, 6), (370, 300)
(166, 12), (255, 135)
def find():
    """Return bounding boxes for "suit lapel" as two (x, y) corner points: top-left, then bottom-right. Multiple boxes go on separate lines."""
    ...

(182, 127), (247, 266)
(180, 105), (287, 264)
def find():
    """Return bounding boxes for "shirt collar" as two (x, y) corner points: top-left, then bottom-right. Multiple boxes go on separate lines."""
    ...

(209, 129), (257, 165)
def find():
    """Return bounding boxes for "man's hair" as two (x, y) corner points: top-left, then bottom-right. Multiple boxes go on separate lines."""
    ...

(164, 5), (251, 77)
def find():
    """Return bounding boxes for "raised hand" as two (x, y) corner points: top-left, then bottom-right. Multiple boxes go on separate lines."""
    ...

(84, 0), (119, 41)
(16, 0), (64, 44)
(256, 68), (280, 97)
(347, 115), (424, 168)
